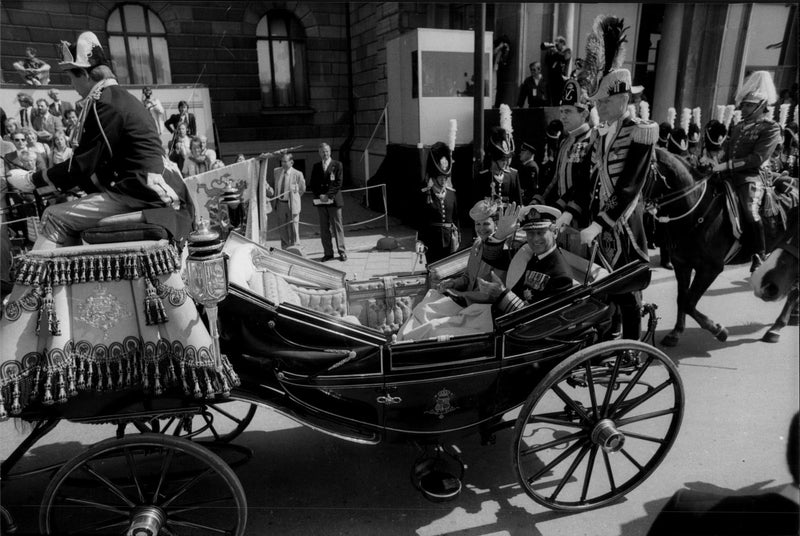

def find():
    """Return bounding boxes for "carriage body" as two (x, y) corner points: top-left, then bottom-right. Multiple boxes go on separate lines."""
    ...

(1, 231), (682, 534)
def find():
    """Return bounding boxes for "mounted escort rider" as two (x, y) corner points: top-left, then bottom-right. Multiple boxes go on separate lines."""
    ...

(702, 71), (782, 272)
(6, 31), (194, 250)
(573, 16), (657, 340)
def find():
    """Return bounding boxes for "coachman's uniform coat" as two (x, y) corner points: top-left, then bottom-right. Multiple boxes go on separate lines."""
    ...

(538, 123), (594, 220)
(576, 114), (656, 267)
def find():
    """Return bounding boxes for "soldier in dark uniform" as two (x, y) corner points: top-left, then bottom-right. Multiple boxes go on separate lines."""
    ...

(517, 142), (540, 205)
(7, 31), (194, 249)
(418, 142), (460, 264)
(477, 127), (522, 206)
(477, 205), (574, 315)
(704, 71), (782, 271)
(537, 79), (594, 215)
(701, 119), (728, 165)
(575, 16), (657, 340)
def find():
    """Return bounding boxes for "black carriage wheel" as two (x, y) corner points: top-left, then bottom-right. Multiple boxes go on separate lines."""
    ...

(133, 402), (258, 444)
(39, 433), (247, 535)
(512, 339), (683, 511)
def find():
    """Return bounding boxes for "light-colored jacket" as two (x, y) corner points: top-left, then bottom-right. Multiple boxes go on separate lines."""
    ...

(272, 166), (306, 215)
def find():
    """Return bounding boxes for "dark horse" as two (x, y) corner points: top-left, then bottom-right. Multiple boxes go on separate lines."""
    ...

(645, 149), (787, 346)
(750, 205), (799, 342)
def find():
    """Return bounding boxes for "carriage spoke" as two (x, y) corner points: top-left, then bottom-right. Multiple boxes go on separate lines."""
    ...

(519, 430), (585, 457)
(607, 355), (654, 416)
(623, 430), (666, 444)
(612, 378), (673, 420)
(526, 438), (586, 485)
(551, 385), (592, 423)
(528, 413), (586, 428)
(584, 362), (599, 420)
(616, 406), (679, 427)
(580, 445), (599, 503)
(549, 442), (591, 501)
(63, 496), (129, 515)
(201, 412), (222, 441)
(124, 447), (145, 503)
(619, 447), (644, 470)
(80, 463), (136, 507)
(208, 403), (246, 425)
(160, 467), (216, 508)
(602, 449), (616, 493)
(600, 353), (623, 418)
(61, 514), (129, 534)
(167, 517), (231, 534)
(167, 495), (237, 515)
(152, 448), (176, 503)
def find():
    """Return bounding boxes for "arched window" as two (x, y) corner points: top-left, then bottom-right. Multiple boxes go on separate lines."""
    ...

(107, 4), (171, 84)
(256, 11), (309, 108)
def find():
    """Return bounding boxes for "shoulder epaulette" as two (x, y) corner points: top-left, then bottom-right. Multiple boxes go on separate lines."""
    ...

(631, 120), (658, 145)
(445, 185), (456, 191)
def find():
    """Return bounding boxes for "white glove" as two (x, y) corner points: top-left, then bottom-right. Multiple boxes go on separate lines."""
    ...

(554, 211), (573, 229)
(6, 169), (37, 193)
(579, 222), (603, 245)
(146, 172), (180, 209)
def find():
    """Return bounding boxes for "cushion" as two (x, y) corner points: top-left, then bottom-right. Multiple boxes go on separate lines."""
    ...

(81, 222), (169, 244)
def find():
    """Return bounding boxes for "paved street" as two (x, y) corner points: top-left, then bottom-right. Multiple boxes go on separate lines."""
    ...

(1, 198), (798, 535)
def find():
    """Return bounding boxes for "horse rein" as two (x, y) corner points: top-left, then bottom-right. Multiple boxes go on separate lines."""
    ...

(644, 163), (712, 224)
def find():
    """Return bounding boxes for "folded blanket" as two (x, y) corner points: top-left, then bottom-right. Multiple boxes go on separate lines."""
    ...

(397, 289), (493, 341)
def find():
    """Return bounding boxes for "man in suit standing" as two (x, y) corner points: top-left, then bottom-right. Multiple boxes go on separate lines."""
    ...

(269, 152), (306, 250)
(47, 88), (73, 117)
(31, 98), (62, 144)
(164, 100), (197, 136)
(309, 142), (347, 261)
(517, 62), (548, 108)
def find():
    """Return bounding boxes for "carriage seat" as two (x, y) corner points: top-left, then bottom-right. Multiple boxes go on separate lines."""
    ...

(80, 211), (170, 244)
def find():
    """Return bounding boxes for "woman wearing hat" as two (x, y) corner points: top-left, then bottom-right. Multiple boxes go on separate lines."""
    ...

(417, 142), (460, 264)
(5, 31), (194, 249)
(703, 71), (782, 271)
(438, 199), (519, 305)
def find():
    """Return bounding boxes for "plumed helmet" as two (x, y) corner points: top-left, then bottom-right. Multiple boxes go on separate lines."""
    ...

(545, 120), (564, 140)
(687, 123), (701, 146)
(426, 141), (453, 179)
(57, 31), (110, 70)
(735, 70), (778, 107)
(486, 127), (515, 160)
(703, 119), (728, 150)
(667, 128), (688, 154)
(658, 122), (672, 145)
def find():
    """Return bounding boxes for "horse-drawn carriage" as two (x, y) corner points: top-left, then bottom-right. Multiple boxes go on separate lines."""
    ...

(0, 201), (684, 534)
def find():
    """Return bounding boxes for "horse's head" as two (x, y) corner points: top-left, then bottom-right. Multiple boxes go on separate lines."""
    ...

(751, 215), (799, 301)
(645, 148), (708, 217)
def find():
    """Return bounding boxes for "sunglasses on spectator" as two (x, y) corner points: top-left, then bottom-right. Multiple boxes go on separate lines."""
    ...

(12, 137), (26, 142)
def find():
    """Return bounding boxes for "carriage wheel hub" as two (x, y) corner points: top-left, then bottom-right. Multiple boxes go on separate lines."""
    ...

(128, 506), (165, 536)
(591, 419), (625, 452)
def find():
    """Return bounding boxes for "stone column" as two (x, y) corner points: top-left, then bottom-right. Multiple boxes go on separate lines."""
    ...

(652, 4), (683, 123)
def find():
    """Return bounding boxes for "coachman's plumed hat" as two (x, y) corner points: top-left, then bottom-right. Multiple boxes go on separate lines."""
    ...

(579, 16), (633, 100)
(57, 31), (110, 70)
(426, 141), (453, 179)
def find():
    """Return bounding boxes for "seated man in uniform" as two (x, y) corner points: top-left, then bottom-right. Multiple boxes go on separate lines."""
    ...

(477, 205), (575, 315)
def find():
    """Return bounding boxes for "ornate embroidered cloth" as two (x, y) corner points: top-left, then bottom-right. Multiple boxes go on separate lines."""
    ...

(0, 240), (239, 420)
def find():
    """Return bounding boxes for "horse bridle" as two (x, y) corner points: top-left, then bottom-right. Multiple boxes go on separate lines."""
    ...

(643, 162), (711, 224)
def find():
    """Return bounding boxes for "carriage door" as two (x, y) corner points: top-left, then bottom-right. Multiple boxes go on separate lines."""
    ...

(382, 333), (499, 436)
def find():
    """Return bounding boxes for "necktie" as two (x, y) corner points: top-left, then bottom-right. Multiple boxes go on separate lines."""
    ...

(21, 108), (28, 127)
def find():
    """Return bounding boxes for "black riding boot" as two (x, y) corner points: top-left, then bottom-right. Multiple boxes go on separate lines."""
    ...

(749, 220), (766, 272)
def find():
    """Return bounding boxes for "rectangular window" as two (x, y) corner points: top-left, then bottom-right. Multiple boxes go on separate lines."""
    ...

(128, 36), (153, 85)
(109, 36), (130, 83)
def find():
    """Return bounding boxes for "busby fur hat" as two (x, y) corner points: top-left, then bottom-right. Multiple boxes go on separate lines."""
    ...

(658, 122), (672, 145)
(580, 16), (632, 99)
(703, 119), (727, 150)
(57, 31), (110, 70)
(427, 141), (453, 179)
(667, 128), (688, 154)
(545, 120), (564, 140)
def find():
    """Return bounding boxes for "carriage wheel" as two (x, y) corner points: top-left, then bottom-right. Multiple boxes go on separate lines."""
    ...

(39, 433), (247, 535)
(512, 339), (683, 511)
(133, 401), (258, 444)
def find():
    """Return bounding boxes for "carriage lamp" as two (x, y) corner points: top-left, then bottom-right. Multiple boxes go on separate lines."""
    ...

(218, 179), (245, 238)
(185, 218), (228, 369)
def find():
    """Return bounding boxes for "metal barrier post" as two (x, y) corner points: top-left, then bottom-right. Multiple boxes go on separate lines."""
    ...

(381, 183), (389, 234)
(364, 148), (370, 209)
